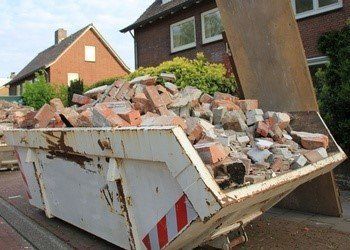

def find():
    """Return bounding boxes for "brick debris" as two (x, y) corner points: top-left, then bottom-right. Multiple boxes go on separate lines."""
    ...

(12, 75), (330, 190)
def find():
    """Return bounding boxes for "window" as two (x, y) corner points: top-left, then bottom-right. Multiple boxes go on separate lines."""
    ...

(201, 8), (224, 44)
(170, 17), (196, 53)
(67, 73), (79, 86)
(85, 46), (96, 62)
(291, 0), (342, 19)
(162, 0), (172, 4)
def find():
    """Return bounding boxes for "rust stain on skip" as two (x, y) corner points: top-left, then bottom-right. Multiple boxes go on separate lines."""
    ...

(116, 179), (135, 249)
(43, 131), (92, 168)
(101, 185), (115, 213)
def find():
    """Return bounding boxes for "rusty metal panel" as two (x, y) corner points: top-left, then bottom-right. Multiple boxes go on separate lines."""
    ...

(216, 0), (318, 112)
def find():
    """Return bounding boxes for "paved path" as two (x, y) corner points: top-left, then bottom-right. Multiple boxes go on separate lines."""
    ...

(266, 191), (350, 233)
(0, 215), (33, 249)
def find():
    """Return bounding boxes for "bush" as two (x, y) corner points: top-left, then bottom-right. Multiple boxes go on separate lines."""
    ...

(316, 23), (350, 150)
(53, 85), (69, 107)
(68, 79), (84, 106)
(85, 76), (121, 92)
(22, 72), (56, 110)
(129, 53), (236, 95)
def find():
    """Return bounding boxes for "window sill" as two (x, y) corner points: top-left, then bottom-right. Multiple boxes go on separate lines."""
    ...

(202, 36), (223, 45)
(171, 43), (196, 54)
(295, 3), (343, 20)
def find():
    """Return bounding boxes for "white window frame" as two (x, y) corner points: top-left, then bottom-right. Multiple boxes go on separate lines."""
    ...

(291, 0), (343, 20)
(201, 8), (223, 44)
(162, 0), (172, 4)
(307, 56), (329, 66)
(67, 73), (79, 86)
(170, 17), (196, 53)
(85, 45), (96, 62)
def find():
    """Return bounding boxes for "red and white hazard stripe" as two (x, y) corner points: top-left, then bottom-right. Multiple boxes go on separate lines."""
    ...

(142, 194), (198, 250)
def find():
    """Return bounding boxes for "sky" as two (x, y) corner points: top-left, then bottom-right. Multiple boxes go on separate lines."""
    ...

(0, 0), (154, 78)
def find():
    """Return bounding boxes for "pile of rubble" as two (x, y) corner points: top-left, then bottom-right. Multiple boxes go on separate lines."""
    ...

(0, 101), (33, 144)
(14, 74), (330, 189)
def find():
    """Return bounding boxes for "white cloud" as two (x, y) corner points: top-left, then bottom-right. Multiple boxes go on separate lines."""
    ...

(0, 0), (154, 77)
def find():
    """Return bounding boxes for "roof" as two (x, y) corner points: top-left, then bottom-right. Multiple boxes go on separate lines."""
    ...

(9, 24), (130, 85)
(120, 0), (199, 33)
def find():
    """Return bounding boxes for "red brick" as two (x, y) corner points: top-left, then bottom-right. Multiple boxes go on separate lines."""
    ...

(59, 108), (80, 127)
(14, 111), (37, 129)
(106, 114), (130, 127)
(49, 98), (65, 112)
(256, 121), (269, 138)
(301, 135), (329, 150)
(271, 156), (283, 172)
(187, 124), (204, 144)
(48, 113), (65, 128)
(194, 142), (229, 164)
(114, 81), (131, 100)
(76, 109), (93, 127)
(34, 104), (55, 128)
(144, 85), (165, 108)
(72, 94), (93, 106)
(118, 110), (142, 126)
(141, 115), (187, 130)
(211, 100), (241, 111)
(214, 92), (236, 102)
(199, 93), (214, 104)
(236, 99), (259, 112)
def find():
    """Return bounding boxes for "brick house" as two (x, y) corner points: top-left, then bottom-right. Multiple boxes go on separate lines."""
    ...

(121, 0), (349, 76)
(8, 24), (130, 96)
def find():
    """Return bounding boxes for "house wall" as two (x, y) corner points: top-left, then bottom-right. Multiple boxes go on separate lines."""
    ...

(50, 29), (128, 86)
(135, 0), (229, 69)
(298, 0), (350, 59)
(134, 0), (350, 68)
(0, 86), (9, 96)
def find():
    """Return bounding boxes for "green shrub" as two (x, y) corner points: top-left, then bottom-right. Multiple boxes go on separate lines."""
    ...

(22, 72), (55, 110)
(53, 85), (69, 107)
(85, 76), (121, 92)
(129, 53), (236, 95)
(316, 23), (350, 150)
(68, 79), (84, 106)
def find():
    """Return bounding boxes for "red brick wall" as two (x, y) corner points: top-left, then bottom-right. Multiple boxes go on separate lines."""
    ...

(298, 0), (350, 58)
(50, 29), (128, 86)
(135, 0), (227, 68)
(135, 0), (349, 68)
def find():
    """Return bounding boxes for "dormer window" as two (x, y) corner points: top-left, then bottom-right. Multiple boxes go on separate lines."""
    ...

(162, 0), (172, 4)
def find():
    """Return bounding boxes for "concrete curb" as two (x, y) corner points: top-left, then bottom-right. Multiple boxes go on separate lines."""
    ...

(0, 197), (71, 250)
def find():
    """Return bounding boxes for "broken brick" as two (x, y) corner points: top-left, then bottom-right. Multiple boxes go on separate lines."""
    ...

(130, 75), (157, 86)
(72, 94), (93, 106)
(118, 110), (142, 126)
(212, 99), (241, 111)
(194, 142), (229, 164)
(50, 98), (65, 112)
(236, 99), (259, 112)
(76, 109), (93, 127)
(164, 82), (178, 95)
(144, 85), (165, 108)
(160, 73), (176, 82)
(200, 93), (214, 104)
(59, 108), (80, 127)
(256, 121), (269, 137)
(35, 104), (55, 128)
(301, 135), (329, 150)
(304, 147), (328, 163)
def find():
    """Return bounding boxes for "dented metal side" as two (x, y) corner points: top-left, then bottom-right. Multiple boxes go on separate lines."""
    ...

(3, 125), (346, 249)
